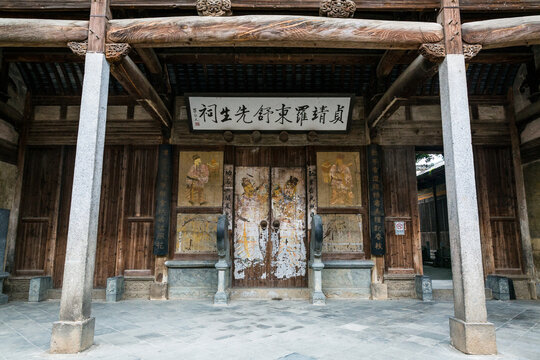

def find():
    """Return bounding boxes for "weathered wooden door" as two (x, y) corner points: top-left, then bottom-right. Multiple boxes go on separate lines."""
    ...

(233, 165), (307, 287)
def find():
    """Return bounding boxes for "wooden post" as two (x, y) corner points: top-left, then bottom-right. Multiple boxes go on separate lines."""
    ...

(507, 92), (537, 300)
(438, 0), (496, 355)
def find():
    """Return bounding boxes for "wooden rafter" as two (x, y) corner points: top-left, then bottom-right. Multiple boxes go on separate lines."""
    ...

(376, 50), (407, 79)
(367, 55), (439, 131)
(135, 47), (170, 94)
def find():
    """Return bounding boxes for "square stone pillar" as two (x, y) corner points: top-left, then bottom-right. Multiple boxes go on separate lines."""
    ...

(439, 54), (497, 355)
(50, 52), (109, 354)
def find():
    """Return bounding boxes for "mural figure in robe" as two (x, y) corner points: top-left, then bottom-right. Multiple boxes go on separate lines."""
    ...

(186, 154), (209, 205)
(234, 176), (268, 279)
(271, 175), (306, 279)
(329, 154), (354, 206)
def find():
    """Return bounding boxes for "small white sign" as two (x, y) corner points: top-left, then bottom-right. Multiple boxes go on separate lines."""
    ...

(395, 221), (405, 236)
(188, 95), (352, 132)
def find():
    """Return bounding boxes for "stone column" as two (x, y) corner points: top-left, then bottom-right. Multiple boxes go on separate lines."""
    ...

(439, 54), (497, 355)
(49, 52), (109, 353)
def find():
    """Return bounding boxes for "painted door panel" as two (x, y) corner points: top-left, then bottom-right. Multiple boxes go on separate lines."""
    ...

(233, 166), (307, 287)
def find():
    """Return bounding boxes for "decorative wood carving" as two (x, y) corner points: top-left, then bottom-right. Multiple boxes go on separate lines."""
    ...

(196, 0), (232, 17)
(418, 43), (446, 62)
(67, 41), (131, 62)
(463, 44), (483, 60)
(319, 0), (356, 18)
(419, 42), (482, 61)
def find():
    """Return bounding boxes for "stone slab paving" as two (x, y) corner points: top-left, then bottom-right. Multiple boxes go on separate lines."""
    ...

(0, 299), (539, 360)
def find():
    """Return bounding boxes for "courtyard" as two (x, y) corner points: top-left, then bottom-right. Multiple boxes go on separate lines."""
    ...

(0, 299), (538, 360)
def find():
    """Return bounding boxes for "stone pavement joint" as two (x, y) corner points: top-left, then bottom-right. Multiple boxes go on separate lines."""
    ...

(0, 299), (539, 359)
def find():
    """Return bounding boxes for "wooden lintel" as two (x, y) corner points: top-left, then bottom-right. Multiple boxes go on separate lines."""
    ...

(370, 97), (406, 129)
(376, 50), (407, 79)
(367, 55), (439, 129)
(0, 15), (538, 51)
(462, 16), (540, 50)
(108, 16), (444, 50)
(109, 55), (172, 135)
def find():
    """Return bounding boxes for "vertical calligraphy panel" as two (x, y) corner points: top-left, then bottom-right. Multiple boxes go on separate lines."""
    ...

(368, 144), (386, 256)
(154, 144), (172, 256)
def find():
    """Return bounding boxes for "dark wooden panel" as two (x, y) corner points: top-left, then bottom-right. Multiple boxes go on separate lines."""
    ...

(94, 146), (125, 287)
(382, 146), (421, 274)
(14, 147), (62, 274)
(235, 147), (272, 167)
(120, 146), (158, 274)
(474, 145), (523, 275)
(52, 146), (76, 288)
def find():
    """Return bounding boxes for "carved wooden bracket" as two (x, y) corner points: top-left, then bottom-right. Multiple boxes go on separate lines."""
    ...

(196, 0), (232, 16)
(67, 41), (132, 62)
(419, 43), (482, 62)
(319, 0), (356, 18)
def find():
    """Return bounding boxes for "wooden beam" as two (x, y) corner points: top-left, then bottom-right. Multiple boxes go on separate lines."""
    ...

(1, 0), (540, 12)
(376, 50), (407, 78)
(0, 18), (88, 47)
(107, 16), (444, 49)
(462, 16), (540, 49)
(516, 98), (540, 128)
(367, 55), (439, 129)
(135, 47), (170, 93)
(0, 101), (23, 129)
(109, 55), (172, 134)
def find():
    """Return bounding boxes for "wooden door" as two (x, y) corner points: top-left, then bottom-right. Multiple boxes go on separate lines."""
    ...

(232, 160), (307, 287)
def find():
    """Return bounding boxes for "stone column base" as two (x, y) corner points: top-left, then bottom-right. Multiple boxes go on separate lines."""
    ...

(310, 291), (326, 306)
(0, 293), (7, 305)
(50, 317), (95, 354)
(214, 290), (230, 306)
(449, 317), (497, 355)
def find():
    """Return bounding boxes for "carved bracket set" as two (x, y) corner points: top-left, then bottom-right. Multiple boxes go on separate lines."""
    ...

(419, 42), (483, 62)
(67, 41), (132, 62)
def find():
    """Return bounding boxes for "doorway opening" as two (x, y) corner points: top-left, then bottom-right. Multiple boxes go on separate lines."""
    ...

(416, 152), (452, 284)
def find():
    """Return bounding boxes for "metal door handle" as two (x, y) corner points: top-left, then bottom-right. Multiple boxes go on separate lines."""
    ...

(272, 219), (280, 229)
(260, 220), (268, 229)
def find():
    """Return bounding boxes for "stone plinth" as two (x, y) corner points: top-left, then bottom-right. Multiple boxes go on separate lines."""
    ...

(322, 260), (374, 298)
(106, 276), (124, 302)
(166, 260), (217, 299)
(29, 276), (52, 302)
(486, 275), (510, 301)
(150, 282), (168, 300)
(370, 283), (388, 300)
(449, 317), (497, 355)
(415, 275), (433, 301)
(50, 317), (95, 354)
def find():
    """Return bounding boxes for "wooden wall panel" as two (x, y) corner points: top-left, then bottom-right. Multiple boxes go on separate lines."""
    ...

(474, 146), (523, 275)
(94, 146), (124, 287)
(52, 146), (76, 288)
(119, 146), (158, 275)
(382, 146), (422, 274)
(14, 147), (62, 275)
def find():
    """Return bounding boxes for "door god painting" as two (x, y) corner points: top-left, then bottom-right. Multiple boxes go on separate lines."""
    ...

(317, 152), (362, 208)
(233, 167), (269, 280)
(178, 151), (223, 207)
(271, 168), (307, 280)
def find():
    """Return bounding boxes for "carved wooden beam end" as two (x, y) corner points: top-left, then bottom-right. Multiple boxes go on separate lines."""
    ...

(419, 42), (482, 62)
(196, 0), (232, 17)
(67, 41), (131, 62)
(319, 0), (356, 18)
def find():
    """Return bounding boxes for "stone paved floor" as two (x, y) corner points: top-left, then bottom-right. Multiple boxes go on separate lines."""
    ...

(0, 299), (539, 360)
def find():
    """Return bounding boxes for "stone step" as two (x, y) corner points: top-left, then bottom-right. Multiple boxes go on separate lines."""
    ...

(432, 287), (492, 301)
(230, 288), (310, 300)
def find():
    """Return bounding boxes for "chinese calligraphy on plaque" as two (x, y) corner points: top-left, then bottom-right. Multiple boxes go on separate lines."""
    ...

(316, 152), (362, 208)
(367, 145), (386, 256)
(188, 96), (352, 131)
(178, 151), (224, 208)
(154, 144), (172, 256)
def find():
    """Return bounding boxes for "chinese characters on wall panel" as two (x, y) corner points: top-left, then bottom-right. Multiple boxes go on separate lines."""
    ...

(175, 214), (219, 254)
(189, 96), (352, 132)
(367, 145), (386, 256)
(321, 214), (364, 253)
